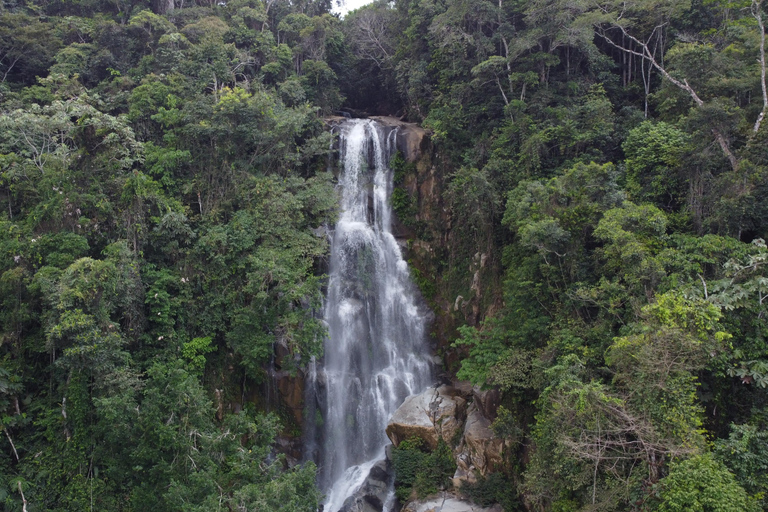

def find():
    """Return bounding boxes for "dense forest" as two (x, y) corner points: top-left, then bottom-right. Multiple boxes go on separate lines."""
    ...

(1, 0), (768, 509)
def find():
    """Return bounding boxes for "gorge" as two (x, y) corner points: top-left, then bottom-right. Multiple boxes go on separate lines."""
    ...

(3, 0), (768, 510)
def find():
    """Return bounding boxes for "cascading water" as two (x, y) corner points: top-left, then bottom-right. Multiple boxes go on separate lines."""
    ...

(305, 119), (433, 512)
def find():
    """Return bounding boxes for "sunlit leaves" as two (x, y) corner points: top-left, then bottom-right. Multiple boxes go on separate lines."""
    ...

(656, 453), (757, 512)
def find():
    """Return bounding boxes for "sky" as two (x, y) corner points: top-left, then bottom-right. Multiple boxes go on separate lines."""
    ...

(332, 0), (374, 16)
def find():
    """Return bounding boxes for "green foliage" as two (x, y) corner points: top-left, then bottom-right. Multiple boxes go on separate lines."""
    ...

(0, 0), (349, 506)
(460, 472), (521, 511)
(392, 437), (457, 501)
(623, 121), (692, 209)
(655, 453), (758, 512)
(182, 335), (215, 370)
(606, 292), (726, 446)
(356, 0), (768, 509)
(714, 423), (768, 505)
(3, 0), (768, 509)
(392, 187), (415, 222)
(524, 356), (647, 511)
(453, 321), (510, 386)
(446, 166), (500, 248)
(522, 291), (731, 510)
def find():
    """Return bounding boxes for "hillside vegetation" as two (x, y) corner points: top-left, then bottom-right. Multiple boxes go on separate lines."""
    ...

(1, 0), (768, 510)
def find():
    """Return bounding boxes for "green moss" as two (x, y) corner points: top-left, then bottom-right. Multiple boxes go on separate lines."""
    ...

(392, 187), (416, 224)
(390, 151), (416, 186)
(409, 264), (436, 303)
(390, 150), (423, 234)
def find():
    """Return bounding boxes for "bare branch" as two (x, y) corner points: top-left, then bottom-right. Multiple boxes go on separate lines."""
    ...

(595, 25), (739, 170)
(698, 274), (709, 299)
(1, 55), (22, 83)
(18, 481), (28, 512)
(5, 429), (19, 461)
(349, 10), (394, 70)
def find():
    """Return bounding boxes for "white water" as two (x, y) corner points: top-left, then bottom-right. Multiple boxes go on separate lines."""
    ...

(306, 119), (433, 512)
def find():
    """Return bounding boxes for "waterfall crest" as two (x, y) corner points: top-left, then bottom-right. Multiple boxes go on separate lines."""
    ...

(306, 119), (433, 512)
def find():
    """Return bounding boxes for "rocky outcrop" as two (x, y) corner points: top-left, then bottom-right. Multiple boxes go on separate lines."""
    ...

(402, 492), (502, 512)
(274, 369), (304, 425)
(471, 386), (501, 422)
(324, 115), (428, 163)
(385, 382), (507, 492)
(455, 403), (505, 477)
(386, 385), (467, 450)
(369, 116), (429, 163)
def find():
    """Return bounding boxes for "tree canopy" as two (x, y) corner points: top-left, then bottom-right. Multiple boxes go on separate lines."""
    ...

(2, 0), (768, 509)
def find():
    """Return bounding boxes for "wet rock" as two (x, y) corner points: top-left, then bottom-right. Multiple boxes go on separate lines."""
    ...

(325, 115), (350, 125)
(402, 491), (502, 512)
(410, 240), (434, 260)
(325, 115), (428, 164)
(338, 459), (392, 512)
(274, 337), (290, 369)
(369, 116), (428, 163)
(386, 385), (467, 450)
(275, 436), (302, 465)
(416, 166), (440, 223)
(274, 369), (304, 426)
(385, 442), (394, 462)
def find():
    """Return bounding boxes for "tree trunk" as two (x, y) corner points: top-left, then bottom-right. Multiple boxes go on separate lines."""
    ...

(752, 0), (767, 134)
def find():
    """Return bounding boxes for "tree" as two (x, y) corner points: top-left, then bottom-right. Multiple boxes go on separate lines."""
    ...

(580, 0), (768, 169)
(0, 14), (60, 84)
(655, 453), (758, 512)
(622, 121), (691, 211)
(346, 4), (397, 70)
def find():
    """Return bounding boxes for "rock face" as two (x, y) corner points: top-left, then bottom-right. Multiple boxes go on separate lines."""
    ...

(471, 386), (501, 422)
(369, 116), (428, 163)
(386, 385), (467, 450)
(401, 492), (503, 512)
(274, 369), (304, 425)
(456, 403), (505, 476)
(324, 115), (428, 163)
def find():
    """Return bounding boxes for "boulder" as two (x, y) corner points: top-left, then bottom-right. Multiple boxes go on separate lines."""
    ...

(450, 465), (477, 489)
(386, 386), (467, 450)
(339, 459), (392, 512)
(456, 404), (505, 476)
(274, 436), (301, 466)
(471, 386), (501, 422)
(402, 492), (502, 512)
(450, 380), (474, 398)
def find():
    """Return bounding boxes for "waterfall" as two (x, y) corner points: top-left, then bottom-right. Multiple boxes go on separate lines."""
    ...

(305, 119), (433, 512)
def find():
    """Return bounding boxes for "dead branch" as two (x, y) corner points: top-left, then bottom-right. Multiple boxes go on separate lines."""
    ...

(595, 25), (739, 170)
(18, 481), (28, 512)
(5, 429), (19, 461)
